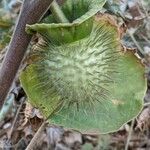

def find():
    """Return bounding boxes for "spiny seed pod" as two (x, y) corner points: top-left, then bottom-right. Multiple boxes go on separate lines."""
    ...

(20, 0), (146, 133)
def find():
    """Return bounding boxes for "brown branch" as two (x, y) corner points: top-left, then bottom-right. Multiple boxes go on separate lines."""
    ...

(0, 0), (54, 109)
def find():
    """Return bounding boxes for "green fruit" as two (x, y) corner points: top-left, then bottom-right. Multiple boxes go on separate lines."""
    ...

(20, 17), (146, 133)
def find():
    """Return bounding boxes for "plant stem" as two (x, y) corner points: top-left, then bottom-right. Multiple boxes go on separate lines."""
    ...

(25, 105), (61, 149)
(125, 119), (135, 150)
(25, 121), (47, 150)
(8, 97), (25, 140)
(50, 0), (69, 23)
(0, 0), (54, 109)
(127, 30), (145, 57)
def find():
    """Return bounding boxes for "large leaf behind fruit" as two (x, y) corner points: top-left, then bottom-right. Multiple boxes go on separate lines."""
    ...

(20, 15), (146, 133)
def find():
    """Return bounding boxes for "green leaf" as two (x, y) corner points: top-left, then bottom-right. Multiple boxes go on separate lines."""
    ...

(26, 18), (93, 45)
(26, 0), (106, 45)
(20, 16), (146, 133)
(61, 0), (106, 23)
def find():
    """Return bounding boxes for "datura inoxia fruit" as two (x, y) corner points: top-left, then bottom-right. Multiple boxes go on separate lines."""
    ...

(20, 0), (146, 133)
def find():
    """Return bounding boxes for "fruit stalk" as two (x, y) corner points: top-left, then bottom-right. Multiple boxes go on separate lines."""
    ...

(50, 0), (69, 23)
